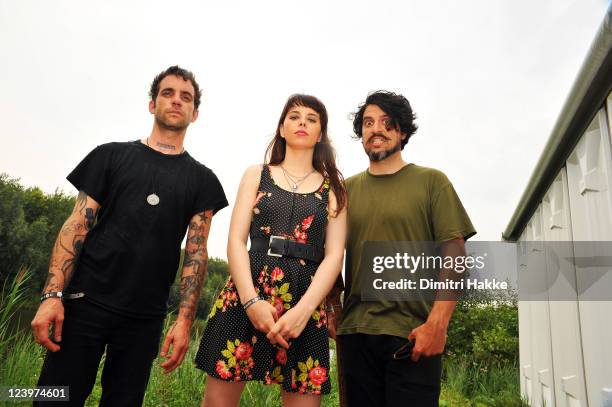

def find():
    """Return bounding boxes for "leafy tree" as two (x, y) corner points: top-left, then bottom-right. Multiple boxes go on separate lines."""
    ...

(0, 174), (74, 292)
(0, 174), (30, 283)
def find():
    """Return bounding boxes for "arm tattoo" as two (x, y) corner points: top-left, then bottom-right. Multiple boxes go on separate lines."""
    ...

(75, 191), (87, 213)
(42, 191), (97, 294)
(58, 232), (84, 275)
(178, 210), (212, 321)
(43, 270), (61, 292)
(85, 208), (95, 230)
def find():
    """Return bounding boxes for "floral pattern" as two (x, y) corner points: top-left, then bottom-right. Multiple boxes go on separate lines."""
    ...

(256, 265), (292, 316)
(253, 191), (273, 215)
(311, 302), (328, 328)
(216, 337), (257, 381)
(277, 214), (315, 244)
(314, 178), (330, 200)
(196, 165), (331, 395)
(291, 357), (328, 394)
(275, 348), (288, 365)
(265, 366), (285, 385)
(209, 279), (240, 318)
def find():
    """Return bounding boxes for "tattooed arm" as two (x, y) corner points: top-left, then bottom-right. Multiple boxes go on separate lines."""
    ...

(31, 191), (100, 352)
(160, 209), (213, 374)
(178, 210), (212, 322)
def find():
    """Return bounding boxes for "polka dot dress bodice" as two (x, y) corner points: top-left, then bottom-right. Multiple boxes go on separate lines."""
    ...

(195, 165), (332, 395)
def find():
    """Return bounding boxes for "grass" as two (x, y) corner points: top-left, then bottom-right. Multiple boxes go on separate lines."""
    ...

(441, 357), (528, 407)
(0, 332), (526, 407)
(0, 272), (523, 407)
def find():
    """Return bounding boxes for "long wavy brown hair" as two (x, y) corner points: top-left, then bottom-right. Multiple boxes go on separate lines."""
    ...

(265, 94), (347, 215)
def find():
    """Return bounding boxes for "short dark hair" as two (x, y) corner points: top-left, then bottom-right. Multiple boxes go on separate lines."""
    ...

(352, 90), (418, 150)
(149, 66), (202, 109)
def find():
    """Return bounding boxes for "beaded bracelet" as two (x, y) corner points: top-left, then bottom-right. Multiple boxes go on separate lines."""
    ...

(243, 296), (263, 310)
(40, 291), (63, 302)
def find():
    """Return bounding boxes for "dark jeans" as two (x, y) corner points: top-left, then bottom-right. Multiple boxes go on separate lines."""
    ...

(35, 298), (164, 407)
(339, 333), (442, 407)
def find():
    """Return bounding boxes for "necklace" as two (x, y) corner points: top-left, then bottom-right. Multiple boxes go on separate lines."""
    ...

(280, 166), (316, 193)
(146, 137), (185, 154)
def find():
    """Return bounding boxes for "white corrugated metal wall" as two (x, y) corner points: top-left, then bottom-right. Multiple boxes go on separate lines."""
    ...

(519, 93), (612, 407)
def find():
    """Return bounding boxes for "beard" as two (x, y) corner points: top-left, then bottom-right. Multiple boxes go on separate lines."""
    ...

(364, 137), (402, 162)
(154, 111), (190, 132)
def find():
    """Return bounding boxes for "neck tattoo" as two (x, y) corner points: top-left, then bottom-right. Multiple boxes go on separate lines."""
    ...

(156, 142), (176, 150)
(146, 137), (184, 154)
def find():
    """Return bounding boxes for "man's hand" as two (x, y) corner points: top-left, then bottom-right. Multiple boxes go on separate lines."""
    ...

(326, 301), (341, 340)
(326, 279), (343, 340)
(327, 311), (337, 340)
(406, 238), (464, 361)
(159, 320), (191, 374)
(31, 299), (64, 352)
(31, 191), (100, 353)
(407, 319), (448, 362)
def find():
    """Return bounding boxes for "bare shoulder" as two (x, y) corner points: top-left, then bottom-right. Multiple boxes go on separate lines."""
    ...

(243, 164), (264, 179)
(327, 189), (340, 217)
(239, 164), (264, 190)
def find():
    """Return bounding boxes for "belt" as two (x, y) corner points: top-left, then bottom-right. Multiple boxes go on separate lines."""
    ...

(250, 236), (324, 263)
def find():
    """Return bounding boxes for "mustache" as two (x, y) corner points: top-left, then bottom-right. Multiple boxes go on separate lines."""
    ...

(367, 133), (390, 142)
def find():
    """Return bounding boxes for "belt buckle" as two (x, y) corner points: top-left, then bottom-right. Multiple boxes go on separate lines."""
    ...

(267, 235), (286, 257)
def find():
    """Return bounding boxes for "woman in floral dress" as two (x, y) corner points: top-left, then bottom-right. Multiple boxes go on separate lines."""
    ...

(195, 94), (347, 407)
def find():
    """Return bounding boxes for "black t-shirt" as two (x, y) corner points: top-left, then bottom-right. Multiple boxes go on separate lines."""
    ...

(66, 141), (228, 318)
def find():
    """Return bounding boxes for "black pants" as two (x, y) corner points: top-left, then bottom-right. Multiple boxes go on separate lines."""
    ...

(339, 333), (442, 407)
(35, 299), (164, 407)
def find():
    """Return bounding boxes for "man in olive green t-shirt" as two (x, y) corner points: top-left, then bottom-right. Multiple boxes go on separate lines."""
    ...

(334, 91), (476, 407)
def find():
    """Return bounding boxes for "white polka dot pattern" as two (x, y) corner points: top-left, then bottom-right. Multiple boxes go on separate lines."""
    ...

(195, 165), (332, 395)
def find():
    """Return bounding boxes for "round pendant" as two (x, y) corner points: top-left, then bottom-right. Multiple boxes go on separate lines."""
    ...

(147, 193), (160, 206)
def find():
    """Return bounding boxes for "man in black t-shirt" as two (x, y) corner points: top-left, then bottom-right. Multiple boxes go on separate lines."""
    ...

(30, 66), (228, 406)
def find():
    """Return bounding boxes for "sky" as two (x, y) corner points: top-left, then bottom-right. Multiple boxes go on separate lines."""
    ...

(0, 0), (610, 260)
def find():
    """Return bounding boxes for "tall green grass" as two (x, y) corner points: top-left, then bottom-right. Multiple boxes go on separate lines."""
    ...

(0, 267), (31, 349)
(1, 271), (522, 407)
(441, 357), (529, 407)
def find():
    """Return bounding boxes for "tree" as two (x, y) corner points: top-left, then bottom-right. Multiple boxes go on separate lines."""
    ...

(0, 174), (74, 292)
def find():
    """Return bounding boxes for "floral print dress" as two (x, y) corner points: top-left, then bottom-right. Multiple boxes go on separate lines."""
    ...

(195, 164), (331, 395)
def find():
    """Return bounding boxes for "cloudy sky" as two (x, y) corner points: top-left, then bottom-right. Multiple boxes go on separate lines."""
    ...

(0, 0), (609, 259)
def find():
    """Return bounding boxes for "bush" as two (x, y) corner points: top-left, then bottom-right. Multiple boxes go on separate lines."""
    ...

(446, 286), (519, 367)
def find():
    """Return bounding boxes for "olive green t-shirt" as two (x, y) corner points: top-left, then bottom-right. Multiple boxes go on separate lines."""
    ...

(337, 164), (476, 338)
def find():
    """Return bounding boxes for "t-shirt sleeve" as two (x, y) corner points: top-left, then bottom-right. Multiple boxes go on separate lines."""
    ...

(193, 168), (229, 216)
(431, 175), (477, 242)
(66, 144), (114, 205)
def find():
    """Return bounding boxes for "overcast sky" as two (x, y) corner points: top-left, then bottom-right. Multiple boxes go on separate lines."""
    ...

(1, 0), (609, 259)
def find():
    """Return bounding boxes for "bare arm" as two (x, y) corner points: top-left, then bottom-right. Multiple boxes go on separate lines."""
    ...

(44, 191), (100, 293)
(409, 237), (465, 361)
(267, 191), (347, 346)
(31, 191), (100, 351)
(227, 165), (261, 303)
(178, 210), (213, 324)
(160, 209), (213, 374)
(427, 238), (464, 325)
(227, 165), (286, 343)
